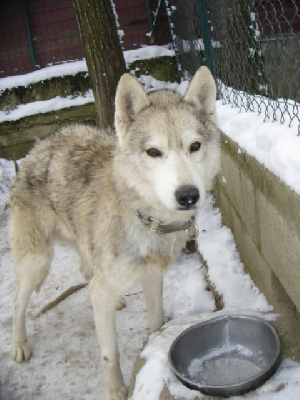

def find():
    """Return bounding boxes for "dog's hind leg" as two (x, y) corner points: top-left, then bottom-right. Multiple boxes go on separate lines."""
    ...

(142, 273), (165, 332)
(11, 253), (52, 362)
(89, 275), (127, 400)
(10, 205), (53, 362)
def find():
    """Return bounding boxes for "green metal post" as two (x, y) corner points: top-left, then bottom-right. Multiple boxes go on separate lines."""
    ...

(21, 0), (36, 70)
(197, 0), (216, 78)
(164, 0), (183, 79)
(145, 0), (153, 31)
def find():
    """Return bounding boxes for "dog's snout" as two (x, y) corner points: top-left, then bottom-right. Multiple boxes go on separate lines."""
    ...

(175, 185), (200, 208)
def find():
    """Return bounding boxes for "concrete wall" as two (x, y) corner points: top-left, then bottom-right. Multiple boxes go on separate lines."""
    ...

(214, 133), (300, 359)
(0, 104), (96, 160)
(0, 72), (95, 160)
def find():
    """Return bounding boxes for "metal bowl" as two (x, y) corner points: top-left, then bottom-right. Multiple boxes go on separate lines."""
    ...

(169, 315), (281, 397)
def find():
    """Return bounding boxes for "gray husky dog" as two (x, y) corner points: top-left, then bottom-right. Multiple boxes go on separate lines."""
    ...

(10, 66), (220, 399)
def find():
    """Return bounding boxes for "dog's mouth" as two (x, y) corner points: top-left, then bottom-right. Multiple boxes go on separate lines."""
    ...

(176, 204), (197, 211)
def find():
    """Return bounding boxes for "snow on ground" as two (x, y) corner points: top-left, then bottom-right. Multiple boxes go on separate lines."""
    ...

(1, 46), (300, 399)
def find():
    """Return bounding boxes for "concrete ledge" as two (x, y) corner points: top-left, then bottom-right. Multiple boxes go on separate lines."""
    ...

(214, 133), (300, 359)
(0, 72), (91, 111)
(0, 103), (96, 159)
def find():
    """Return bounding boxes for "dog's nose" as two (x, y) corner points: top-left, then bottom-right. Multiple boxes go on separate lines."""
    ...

(175, 185), (200, 208)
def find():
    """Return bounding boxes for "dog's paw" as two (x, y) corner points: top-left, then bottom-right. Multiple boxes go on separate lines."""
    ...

(106, 385), (127, 400)
(11, 340), (31, 362)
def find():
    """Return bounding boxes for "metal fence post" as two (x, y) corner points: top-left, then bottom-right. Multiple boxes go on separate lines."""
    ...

(21, 0), (37, 70)
(164, 0), (183, 78)
(145, 0), (153, 31)
(196, 0), (216, 78)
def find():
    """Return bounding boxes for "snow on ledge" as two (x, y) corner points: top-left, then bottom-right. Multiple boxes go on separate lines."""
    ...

(0, 45), (174, 92)
(0, 61), (88, 92)
(217, 101), (300, 196)
(0, 90), (95, 122)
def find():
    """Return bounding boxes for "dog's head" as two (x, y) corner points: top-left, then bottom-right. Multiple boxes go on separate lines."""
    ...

(114, 67), (220, 216)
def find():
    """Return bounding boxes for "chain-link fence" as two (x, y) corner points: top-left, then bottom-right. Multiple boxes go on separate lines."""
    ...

(166, 0), (299, 132)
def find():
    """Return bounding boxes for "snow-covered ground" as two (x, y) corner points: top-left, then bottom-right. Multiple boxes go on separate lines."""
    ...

(1, 46), (300, 399)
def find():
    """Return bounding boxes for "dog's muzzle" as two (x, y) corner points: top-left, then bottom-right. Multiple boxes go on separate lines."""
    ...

(135, 211), (199, 240)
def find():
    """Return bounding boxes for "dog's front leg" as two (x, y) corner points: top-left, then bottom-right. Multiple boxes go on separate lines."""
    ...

(142, 273), (165, 332)
(89, 275), (127, 400)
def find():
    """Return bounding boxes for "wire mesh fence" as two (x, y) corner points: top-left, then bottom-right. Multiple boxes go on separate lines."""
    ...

(0, 0), (171, 77)
(165, 0), (300, 132)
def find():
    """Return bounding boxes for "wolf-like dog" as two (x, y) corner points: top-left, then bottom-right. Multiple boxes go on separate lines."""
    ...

(10, 66), (220, 399)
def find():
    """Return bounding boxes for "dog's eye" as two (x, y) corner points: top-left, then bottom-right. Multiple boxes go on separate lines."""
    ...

(146, 148), (162, 158)
(190, 141), (201, 153)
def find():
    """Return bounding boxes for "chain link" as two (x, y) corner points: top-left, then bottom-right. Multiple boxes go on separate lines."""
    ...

(166, 0), (299, 133)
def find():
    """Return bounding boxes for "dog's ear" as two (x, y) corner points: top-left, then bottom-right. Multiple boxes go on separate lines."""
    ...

(183, 66), (217, 124)
(115, 73), (150, 141)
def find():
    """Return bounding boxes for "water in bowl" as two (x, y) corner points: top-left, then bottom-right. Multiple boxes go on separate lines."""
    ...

(188, 345), (265, 386)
